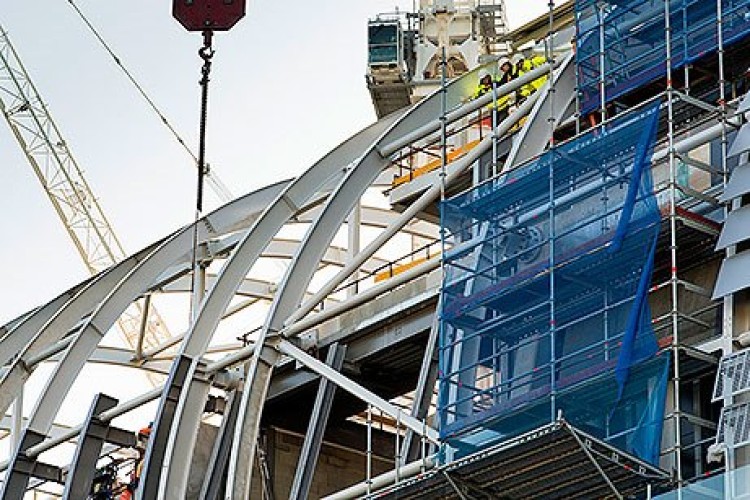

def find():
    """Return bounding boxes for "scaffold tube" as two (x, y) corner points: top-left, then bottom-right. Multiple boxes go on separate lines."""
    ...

(321, 455), (437, 500)
(379, 62), (560, 157)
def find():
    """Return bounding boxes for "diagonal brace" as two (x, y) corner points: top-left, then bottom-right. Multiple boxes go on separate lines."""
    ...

(277, 339), (439, 443)
(563, 421), (623, 500)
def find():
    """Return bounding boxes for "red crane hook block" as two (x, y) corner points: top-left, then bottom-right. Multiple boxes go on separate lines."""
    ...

(173, 0), (247, 32)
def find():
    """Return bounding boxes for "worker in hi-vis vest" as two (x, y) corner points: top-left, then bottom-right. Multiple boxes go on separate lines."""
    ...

(472, 57), (516, 123)
(514, 52), (548, 99)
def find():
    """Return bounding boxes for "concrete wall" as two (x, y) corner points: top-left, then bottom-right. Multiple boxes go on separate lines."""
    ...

(250, 426), (394, 499)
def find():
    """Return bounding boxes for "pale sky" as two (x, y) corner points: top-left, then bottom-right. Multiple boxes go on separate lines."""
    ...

(0, 1), (553, 323)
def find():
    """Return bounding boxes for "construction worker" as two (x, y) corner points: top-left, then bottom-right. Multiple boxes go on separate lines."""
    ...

(472, 68), (495, 100)
(470, 58), (517, 128)
(514, 51), (548, 99)
(496, 56), (516, 86)
(493, 57), (516, 122)
(120, 423), (152, 499)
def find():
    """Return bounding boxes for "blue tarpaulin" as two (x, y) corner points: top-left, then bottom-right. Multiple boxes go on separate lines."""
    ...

(439, 101), (667, 464)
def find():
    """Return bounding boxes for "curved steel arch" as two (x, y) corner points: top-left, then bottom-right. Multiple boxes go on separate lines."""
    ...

(0, 180), (287, 497)
(220, 67), (491, 499)
(149, 66), (488, 497)
(0, 66), (562, 500)
(134, 111), (406, 499)
(0, 50), (586, 500)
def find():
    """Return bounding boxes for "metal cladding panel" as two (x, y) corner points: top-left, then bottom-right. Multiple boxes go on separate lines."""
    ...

(716, 205), (750, 250)
(712, 350), (750, 402)
(716, 401), (750, 448)
(720, 161), (750, 203)
(729, 124), (750, 158)
(713, 249), (750, 299)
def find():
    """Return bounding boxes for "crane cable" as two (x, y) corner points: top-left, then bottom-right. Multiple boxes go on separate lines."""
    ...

(67, 0), (198, 164)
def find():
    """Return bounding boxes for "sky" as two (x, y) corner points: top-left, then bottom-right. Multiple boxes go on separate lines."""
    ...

(0, 1), (553, 324)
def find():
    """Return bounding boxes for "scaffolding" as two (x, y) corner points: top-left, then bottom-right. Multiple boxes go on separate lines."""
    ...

(576, 0), (750, 116)
(8, 1), (750, 498)
(439, 100), (671, 462)
(437, 0), (744, 484)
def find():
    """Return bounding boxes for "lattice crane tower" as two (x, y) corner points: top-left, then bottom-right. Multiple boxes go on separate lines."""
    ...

(0, 25), (170, 352)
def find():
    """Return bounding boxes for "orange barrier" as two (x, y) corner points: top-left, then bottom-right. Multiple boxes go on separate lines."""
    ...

(374, 252), (441, 283)
(392, 139), (481, 187)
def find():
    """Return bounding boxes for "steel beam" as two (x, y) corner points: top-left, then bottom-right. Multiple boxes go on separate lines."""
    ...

(0, 180), (285, 423)
(378, 61), (559, 157)
(61, 393), (119, 500)
(278, 340), (438, 443)
(504, 53), (576, 169)
(401, 298), (441, 461)
(0, 281), (88, 367)
(288, 92), (539, 326)
(0, 242), (160, 419)
(1, 183), (286, 484)
(156, 112), (406, 499)
(226, 343), (281, 498)
(136, 355), (192, 500)
(0, 430), (48, 499)
(289, 343), (347, 500)
(199, 391), (241, 500)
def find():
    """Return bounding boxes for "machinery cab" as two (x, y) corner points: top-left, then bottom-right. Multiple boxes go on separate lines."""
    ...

(367, 19), (404, 70)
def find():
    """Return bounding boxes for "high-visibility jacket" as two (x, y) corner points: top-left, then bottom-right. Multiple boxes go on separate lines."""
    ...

(516, 56), (548, 98)
(472, 75), (514, 111)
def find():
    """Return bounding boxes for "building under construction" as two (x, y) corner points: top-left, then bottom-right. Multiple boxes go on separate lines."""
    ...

(2, 0), (750, 498)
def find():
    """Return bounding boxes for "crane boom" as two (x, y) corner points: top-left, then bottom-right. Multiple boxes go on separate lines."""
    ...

(0, 25), (171, 353)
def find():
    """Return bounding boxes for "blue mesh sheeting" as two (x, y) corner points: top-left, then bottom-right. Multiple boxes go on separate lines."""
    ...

(576, 0), (750, 115)
(439, 101), (666, 463)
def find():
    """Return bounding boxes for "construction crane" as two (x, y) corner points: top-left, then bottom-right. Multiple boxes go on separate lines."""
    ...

(0, 25), (171, 356)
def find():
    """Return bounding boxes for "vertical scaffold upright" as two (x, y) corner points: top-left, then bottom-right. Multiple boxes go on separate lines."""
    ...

(663, 0), (683, 483)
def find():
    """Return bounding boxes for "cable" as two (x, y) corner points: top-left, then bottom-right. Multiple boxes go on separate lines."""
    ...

(66, 0), (198, 164)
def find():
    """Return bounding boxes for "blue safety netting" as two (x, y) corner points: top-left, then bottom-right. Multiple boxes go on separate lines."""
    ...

(438, 101), (668, 464)
(576, 0), (750, 115)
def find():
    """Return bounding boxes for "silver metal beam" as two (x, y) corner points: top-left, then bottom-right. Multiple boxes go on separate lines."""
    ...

(401, 298), (441, 461)
(61, 393), (119, 500)
(289, 94), (539, 326)
(0, 238), (164, 420)
(199, 390), (241, 500)
(0, 281), (89, 367)
(289, 343), (347, 500)
(145, 110), (406, 499)
(0, 181), (285, 427)
(205, 260), (440, 376)
(504, 53), (576, 168)
(378, 61), (560, 157)
(278, 340), (438, 443)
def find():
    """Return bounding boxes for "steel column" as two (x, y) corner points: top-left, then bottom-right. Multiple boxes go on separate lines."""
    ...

(401, 301), (440, 461)
(289, 343), (347, 500)
(0, 430), (47, 499)
(136, 355), (193, 500)
(61, 394), (119, 500)
(199, 390), (241, 500)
